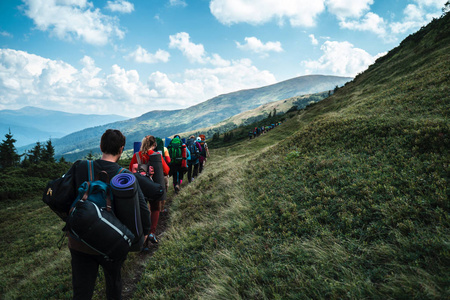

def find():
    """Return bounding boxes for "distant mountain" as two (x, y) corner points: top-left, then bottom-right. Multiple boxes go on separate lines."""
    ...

(0, 106), (128, 147)
(51, 75), (351, 161)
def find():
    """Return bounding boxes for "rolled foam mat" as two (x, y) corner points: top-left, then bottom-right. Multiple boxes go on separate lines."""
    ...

(110, 173), (144, 251)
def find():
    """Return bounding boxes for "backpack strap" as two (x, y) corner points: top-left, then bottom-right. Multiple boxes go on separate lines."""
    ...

(116, 167), (126, 175)
(87, 160), (94, 182)
(136, 152), (142, 165)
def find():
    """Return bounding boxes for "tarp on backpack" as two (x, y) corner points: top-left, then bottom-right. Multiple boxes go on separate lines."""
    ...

(110, 173), (144, 252)
(67, 199), (135, 260)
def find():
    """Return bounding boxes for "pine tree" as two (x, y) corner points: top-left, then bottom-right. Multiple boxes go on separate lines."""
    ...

(41, 139), (55, 163)
(0, 129), (20, 169)
(273, 108), (277, 117)
(86, 151), (94, 160)
(28, 142), (43, 164)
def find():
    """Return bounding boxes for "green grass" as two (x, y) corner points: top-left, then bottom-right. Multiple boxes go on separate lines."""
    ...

(1, 12), (449, 300)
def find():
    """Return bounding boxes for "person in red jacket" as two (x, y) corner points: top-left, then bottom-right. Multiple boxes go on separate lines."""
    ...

(129, 135), (169, 245)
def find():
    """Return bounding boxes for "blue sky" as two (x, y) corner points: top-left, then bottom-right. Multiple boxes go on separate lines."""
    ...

(0, 0), (446, 117)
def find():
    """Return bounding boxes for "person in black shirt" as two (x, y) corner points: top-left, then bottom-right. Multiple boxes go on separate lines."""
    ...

(66, 129), (151, 300)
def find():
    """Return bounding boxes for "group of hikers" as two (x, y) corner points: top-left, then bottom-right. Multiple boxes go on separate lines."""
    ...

(128, 133), (210, 246)
(248, 122), (282, 139)
(55, 129), (209, 299)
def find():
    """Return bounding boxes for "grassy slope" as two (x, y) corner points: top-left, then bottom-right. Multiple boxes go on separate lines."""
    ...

(0, 14), (448, 300)
(133, 14), (449, 299)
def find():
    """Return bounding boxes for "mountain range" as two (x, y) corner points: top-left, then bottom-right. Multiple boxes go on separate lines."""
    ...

(0, 106), (127, 147)
(47, 75), (351, 161)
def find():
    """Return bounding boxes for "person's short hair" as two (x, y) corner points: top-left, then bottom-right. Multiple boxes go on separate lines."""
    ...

(100, 129), (126, 155)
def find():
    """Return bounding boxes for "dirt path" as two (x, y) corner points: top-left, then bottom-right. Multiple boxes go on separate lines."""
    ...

(121, 198), (172, 300)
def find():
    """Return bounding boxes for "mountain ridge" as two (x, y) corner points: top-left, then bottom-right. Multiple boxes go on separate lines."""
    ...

(1, 106), (128, 147)
(49, 74), (351, 161)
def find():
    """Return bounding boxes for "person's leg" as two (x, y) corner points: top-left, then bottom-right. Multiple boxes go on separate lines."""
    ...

(70, 249), (99, 300)
(193, 163), (199, 179)
(99, 256), (125, 300)
(149, 201), (160, 234)
(187, 163), (193, 182)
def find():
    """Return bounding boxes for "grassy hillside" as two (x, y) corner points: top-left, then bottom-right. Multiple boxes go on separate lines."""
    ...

(0, 12), (448, 300)
(132, 12), (449, 299)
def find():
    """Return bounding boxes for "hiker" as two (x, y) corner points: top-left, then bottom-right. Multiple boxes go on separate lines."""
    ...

(129, 135), (169, 245)
(167, 135), (187, 193)
(66, 129), (151, 300)
(198, 135), (209, 174)
(186, 135), (202, 183)
(161, 142), (171, 213)
(248, 130), (253, 139)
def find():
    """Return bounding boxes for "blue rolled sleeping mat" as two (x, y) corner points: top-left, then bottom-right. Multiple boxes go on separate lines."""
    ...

(110, 173), (144, 252)
(148, 152), (166, 202)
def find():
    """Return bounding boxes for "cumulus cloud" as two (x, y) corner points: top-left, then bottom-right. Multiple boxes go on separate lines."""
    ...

(147, 58), (277, 107)
(309, 34), (319, 45)
(339, 12), (387, 38)
(210, 0), (325, 27)
(105, 0), (134, 13)
(236, 37), (283, 55)
(169, 32), (207, 64)
(22, 0), (124, 46)
(325, 0), (373, 19)
(301, 40), (386, 77)
(390, 1), (446, 35)
(168, 32), (230, 67)
(0, 48), (276, 116)
(124, 46), (170, 64)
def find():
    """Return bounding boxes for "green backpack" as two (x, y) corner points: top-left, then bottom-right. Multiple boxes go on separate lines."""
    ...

(168, 137), (183, 163)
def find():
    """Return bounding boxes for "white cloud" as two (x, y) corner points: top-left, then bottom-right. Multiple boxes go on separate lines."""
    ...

(339, 12), (387, 38)
(0, 48), (276, 116)
(105, 0), (134, 13)
(147, 59), (277, 107)
(0, 31), (13, 38)
(325, 0), (373, 19)
(169, 32), (207, 64)
(210, 0), (325, 27)
(236, 37), (283, 55)
(301, 41), (386, 77)
(309, 34), (319, 45)
(169, 0), (187, 7)
(168, 32), (230, 67)
(22, 0), (124, 46)
(390, 1), (446, 35)
(124, 46), (170, 64)
(414, 0), (448, 9)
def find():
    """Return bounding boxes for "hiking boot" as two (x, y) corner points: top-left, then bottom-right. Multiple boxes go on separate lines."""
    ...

(148, 233), (158, 244)
(174, 184), (180, 193)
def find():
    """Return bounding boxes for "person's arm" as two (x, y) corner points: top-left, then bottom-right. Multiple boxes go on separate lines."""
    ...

(160, 153), (170, 175)
(186, 148), (191, 160)
(129, 153), (137, 172)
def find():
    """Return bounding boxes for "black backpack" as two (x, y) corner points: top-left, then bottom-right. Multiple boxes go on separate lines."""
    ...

(43, 166), (76, 221)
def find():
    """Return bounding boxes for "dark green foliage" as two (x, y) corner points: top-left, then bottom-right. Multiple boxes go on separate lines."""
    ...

(0, 129), (20, 169)
(0, 161), (70, 201)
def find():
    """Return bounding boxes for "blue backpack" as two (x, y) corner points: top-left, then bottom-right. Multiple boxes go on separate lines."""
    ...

(186, 138), (199, 161)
